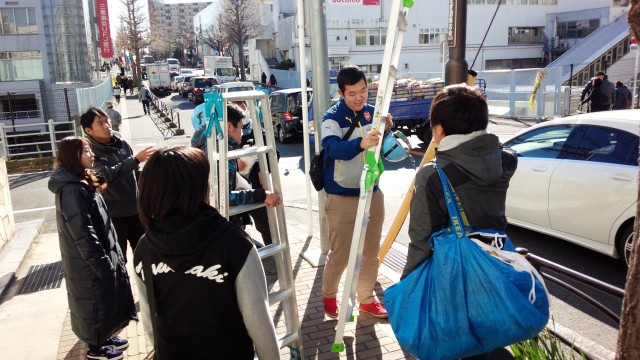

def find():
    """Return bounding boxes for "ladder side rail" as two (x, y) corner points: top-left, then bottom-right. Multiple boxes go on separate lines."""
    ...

(219, 99), (231, 219)
(207, 110), (220, 210)
(332, 0), (412, 352)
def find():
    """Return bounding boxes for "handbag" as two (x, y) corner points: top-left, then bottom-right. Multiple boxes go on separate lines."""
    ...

(384, 163), (550, 360)
(309, 112), (361, 191)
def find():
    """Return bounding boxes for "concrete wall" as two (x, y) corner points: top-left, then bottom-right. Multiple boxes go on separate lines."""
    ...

(0, 157), (16, 250)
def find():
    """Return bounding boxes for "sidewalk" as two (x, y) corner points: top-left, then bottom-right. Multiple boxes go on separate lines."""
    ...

(1, 94), (415, 360)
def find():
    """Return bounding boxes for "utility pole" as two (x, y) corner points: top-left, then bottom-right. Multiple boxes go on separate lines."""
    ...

(445, 0), (468, 85)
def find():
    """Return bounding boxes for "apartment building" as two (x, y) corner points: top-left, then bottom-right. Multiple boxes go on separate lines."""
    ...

(148, 0), (210, 47)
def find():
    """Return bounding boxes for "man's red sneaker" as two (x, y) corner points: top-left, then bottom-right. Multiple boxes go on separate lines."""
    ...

(359, 301), (388, 319)
(323, 297), (339, 319)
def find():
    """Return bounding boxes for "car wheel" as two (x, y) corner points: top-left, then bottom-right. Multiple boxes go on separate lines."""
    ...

(277, 125), (289, 144)
(616, 224), (633, 269)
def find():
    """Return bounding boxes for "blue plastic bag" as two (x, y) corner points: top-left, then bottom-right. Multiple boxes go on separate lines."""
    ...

(384, 164), (549, 360)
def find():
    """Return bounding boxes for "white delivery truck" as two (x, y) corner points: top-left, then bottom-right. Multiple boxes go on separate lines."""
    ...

(203, 56), (236, 84)
(146, 63), (172, 96)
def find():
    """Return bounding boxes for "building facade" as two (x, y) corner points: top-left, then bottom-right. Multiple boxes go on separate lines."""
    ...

(148, 0), (210, 60)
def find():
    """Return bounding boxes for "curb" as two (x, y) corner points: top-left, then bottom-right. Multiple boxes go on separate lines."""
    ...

(0, 218), (45, 299)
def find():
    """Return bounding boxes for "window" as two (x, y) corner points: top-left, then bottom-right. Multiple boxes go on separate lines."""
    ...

(557, 19), (599, 40)
(419, 28), (447, 45)
(355, 29), (386, 46)
(504, 125), (575, 159)
(0, 51), (43, 81)
(369, 29), (386, 46)
(355, 30), (366, 46)
(508, 27), (542, 45)
(571, 126), (639, 166)
(0, 7), (38, 35)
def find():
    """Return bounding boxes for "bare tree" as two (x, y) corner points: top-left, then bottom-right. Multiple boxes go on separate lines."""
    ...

(119, 0), (148, 87)
(148, 27), (177, 60)
(217, 0), (262, 81)
(616, 4), (640, 359)
(201, 23), (227, 56)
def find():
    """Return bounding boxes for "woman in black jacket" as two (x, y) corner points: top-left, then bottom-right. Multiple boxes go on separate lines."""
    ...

(48, 136), (137, 360)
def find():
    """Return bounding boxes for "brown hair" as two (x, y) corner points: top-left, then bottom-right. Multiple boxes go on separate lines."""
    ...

(138, 146), (210, 226)
(55, 136), (101, 188)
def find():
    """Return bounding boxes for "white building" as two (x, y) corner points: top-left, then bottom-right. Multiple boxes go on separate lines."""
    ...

(202, 0), (627, 85)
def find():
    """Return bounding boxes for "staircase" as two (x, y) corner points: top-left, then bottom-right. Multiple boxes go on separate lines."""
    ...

(546, 14), (633, 86)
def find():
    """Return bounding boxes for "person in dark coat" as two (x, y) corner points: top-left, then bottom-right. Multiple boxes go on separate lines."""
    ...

(48, 136), (137, 360)
(269, 73), (277, 87)
(133, 145), (280, 360)
(261, 72), (267, 85)
(614, 80), (632, 109)
(581, 78), (607, 112)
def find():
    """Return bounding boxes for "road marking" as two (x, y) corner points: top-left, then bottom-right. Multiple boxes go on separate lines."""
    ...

(14, 206), (56, 214)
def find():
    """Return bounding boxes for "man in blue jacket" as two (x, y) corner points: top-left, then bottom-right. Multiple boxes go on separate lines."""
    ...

(321, 64), (391, 319)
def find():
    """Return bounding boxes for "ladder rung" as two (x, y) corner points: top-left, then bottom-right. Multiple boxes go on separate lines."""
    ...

(277, 332), (300, 349)
(258, 243), (287, 259)
(223, 90), (268, 102)
(228, 203), (265, 216)
(268, 288), (293, 305)
(227, 145), (272, 160)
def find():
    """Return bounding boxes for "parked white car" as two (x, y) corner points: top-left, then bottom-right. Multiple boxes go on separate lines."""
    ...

(179, 68), (195, 77)
(503, 110), (639, 267)
(172, 76), (184, 93)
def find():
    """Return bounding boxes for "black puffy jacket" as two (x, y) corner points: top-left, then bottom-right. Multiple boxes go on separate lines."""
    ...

(48, 167), (137, 347)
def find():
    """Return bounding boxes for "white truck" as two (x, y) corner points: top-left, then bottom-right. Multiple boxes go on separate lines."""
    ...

(146, 63), (172, 96)
(203, 56), (236, 84)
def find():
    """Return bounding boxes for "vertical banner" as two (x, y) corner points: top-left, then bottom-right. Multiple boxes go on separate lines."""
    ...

(96, 0), (113, 58)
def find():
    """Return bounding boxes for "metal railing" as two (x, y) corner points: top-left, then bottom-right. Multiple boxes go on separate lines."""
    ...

(0, 120), (76, 159)
(147, 91), (182, 131)
(517, 248), (624, 360)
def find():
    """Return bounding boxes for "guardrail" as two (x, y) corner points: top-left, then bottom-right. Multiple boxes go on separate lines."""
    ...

(517, 248), (624, 360)
(146, 92), (184, 139)
(0, 120), (76, 159)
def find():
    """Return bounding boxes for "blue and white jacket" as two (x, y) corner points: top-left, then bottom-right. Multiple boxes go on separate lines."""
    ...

(321, 99), (378, 196)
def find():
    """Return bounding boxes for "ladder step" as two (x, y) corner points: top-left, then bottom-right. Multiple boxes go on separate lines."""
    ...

(278, 331), (301, 349)
(257, 243), (287, 259)
(268, 287), (293, 306)
(227, 145), (272, 160)
(228, 203), (265, 216)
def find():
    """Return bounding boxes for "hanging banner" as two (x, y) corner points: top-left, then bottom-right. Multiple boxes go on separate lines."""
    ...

(528, 71), (547, 112)
(96, 0), (113, 58)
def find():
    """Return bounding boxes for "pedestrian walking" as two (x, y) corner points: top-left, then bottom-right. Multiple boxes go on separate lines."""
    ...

(138, 84), (150, 115)
(80, 107), (155, 262)
(127, 77), (135, 95)
(134, 145), (280, 360)
(104, 100), (122, 132)
(614, 80), (632, 109)
(269, 73), (277, 87)
(113, 85), (121, 104)
(48, 136), (137, 360)
(121, 77), (129, 97)
(261, 72), (267, 85)
(320, 64), (393, 319)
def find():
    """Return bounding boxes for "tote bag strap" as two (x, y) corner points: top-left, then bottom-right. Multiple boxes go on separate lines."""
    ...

(434, 163), (470, 239)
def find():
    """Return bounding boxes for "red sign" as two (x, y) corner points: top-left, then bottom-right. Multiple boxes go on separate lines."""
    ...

(631, 34), (637, 45)
(96, 0), (113, 58)
(363, 0), (380, 4)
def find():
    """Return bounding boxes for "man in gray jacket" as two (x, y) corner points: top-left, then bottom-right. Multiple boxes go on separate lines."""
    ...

(104, 100), (122, 132)
(600, 74), (616, 110)
(403, 84), (518, 279)
(80, 107), (155, 262)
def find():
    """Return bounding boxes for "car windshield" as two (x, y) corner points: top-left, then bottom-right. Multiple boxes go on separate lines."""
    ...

(168, 59), (178, 65)
(217, 68), (235, 76)
(184, 76), (193, 83)
(195, 78), (214, 87)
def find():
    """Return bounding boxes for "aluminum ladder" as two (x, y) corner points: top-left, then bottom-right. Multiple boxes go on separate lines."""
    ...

(331, 0), (415, 353)
(204, 89), (304, 359)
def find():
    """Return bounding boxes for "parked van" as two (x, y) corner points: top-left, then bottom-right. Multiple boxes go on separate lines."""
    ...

(166, 58), (180, 71)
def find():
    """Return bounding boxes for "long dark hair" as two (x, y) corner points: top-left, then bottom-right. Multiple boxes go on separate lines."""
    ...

(138, 146), (210, 227)
(55, 136), (101, 188)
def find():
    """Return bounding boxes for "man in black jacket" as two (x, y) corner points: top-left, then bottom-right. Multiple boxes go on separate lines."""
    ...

(81, 107), (155, 262)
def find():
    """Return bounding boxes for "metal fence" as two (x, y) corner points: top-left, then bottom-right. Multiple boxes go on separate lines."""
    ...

(0, 119), (76, 159)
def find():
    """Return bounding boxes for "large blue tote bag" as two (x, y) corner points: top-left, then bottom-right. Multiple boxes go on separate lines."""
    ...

(384, 164), (550, 360)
